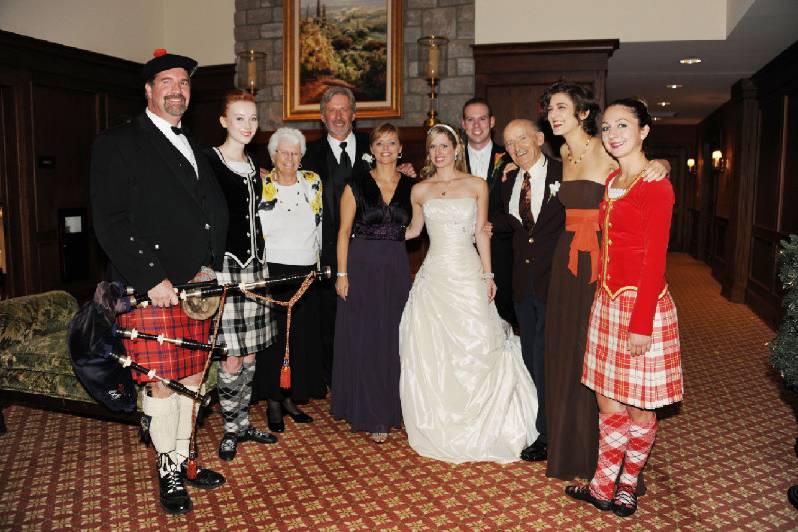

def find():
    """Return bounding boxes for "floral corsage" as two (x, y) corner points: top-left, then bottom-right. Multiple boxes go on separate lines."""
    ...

(549, 181), (561, 200)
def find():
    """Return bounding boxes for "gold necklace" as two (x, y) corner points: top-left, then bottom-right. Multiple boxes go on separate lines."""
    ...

(566, 137), (592, 165)
(439, 178), (454, 196)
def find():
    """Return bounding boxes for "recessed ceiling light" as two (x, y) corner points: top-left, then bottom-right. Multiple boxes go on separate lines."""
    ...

(680, 57), (702, 64)
(666, 84), (683, 89)
(656, 101), (671, 107)
(652, 116), (662, 121)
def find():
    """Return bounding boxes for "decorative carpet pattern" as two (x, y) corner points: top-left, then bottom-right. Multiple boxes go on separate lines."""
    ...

(1, 254), (797, 530)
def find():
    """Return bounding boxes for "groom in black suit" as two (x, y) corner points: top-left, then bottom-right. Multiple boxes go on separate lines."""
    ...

(301, 87), (369, 387)
(501, 118), (564, 462)
(462, 97), (516, 327)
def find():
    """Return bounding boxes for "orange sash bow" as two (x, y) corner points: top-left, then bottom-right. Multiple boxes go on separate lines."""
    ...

(565, 208), (600, 283)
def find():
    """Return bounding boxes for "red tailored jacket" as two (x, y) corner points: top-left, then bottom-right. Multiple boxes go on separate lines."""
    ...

(597, 174), (675, 335)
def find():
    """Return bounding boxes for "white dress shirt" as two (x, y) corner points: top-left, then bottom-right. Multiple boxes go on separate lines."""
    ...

(467, 141), (493, 179)
(509, 155), (548, 223)
(145, 109), (198, 176)
(327, 132), (356, 165)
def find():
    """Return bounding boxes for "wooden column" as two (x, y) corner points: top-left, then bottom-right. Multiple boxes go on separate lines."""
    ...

(722, 79), (760, 302)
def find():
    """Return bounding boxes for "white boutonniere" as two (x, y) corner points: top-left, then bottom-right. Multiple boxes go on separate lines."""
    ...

(549, 181), (561, 200)
(362, 153), (374, 165)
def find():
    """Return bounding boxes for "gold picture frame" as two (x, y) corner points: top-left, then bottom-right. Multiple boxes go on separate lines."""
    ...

(283, 0), (403, 121)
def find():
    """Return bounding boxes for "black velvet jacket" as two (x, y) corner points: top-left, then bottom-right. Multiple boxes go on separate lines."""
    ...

(204, 147), (265, 265)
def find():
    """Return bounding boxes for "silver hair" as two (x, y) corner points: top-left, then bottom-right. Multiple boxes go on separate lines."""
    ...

(267, 127), (307, 163)
(319, 86), (356, 115)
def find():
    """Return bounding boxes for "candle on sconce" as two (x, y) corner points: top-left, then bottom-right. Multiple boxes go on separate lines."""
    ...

(237, 49), (265, 95)
(247, 54), (257, 91)
(427, 45), (440, 79)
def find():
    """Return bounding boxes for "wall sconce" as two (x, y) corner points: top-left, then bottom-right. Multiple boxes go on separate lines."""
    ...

(711, 150), (726, 172)
(236, 49), (266, 95)
(417, 35), (449, 127)
(687, 157), (697, 175)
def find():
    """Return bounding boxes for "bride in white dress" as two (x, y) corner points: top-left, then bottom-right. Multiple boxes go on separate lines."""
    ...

(400, 124), (538, 464)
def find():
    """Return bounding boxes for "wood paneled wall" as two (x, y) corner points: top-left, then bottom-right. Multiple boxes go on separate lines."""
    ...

(689, 40), (798, 327)
(644, 125), (698, 254)
(0, 31), (234, 301)
(0, 31), (142, 300)
(746, 41), (798, 326)
(472, 40), (618, 144)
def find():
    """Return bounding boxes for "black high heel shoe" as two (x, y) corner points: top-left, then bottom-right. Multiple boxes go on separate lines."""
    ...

(281, 398), (313, 423)
(267, 400), (284, 433)
(284, 410), (313, 423)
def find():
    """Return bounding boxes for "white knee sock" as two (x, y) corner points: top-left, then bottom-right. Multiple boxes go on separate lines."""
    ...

(174, 384), (201, 465)
(141, 392), (179, 477)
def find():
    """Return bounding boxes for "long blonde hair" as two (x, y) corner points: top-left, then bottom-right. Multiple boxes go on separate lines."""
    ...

(420, 123), (467, 179)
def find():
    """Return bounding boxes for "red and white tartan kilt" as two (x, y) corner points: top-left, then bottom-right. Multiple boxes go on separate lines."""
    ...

(117, 303), (211, 384)
(582, 289), (683, 409)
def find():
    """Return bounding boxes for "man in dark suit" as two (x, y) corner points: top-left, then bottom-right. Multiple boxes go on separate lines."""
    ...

(501, 118), (565, 462)
(90, 50), (229, 515)
(462, 97), (516, 327)
(300, 87), (369, 387)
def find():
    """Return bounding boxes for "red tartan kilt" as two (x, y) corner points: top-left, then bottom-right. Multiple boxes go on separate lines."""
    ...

(117, 303), (211, 384)
(582, 289), (683, 409)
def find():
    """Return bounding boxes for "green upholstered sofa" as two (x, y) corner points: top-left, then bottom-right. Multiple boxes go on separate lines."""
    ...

(0, 290), (217, 433)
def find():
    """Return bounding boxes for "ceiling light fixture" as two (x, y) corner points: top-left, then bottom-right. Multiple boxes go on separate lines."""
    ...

(656, 101), (671, 107)
(652, 116), (662, 121)
(666, 84), (683, 89)
(680, 57), (702, 64)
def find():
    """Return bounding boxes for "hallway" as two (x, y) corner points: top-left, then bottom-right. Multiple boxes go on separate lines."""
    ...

(0, 253), (796, 530)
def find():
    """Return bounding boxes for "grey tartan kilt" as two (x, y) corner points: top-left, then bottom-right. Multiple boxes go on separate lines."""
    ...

(216, 255), (275, 356)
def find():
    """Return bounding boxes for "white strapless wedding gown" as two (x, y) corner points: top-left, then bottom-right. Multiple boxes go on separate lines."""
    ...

(399, 197), (539, 463)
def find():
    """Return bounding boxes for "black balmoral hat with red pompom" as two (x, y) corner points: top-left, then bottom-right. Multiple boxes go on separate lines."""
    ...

(141, 48), (198, 81)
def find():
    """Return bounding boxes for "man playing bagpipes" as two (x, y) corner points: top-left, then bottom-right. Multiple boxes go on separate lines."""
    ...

(89, 49), (229, 515)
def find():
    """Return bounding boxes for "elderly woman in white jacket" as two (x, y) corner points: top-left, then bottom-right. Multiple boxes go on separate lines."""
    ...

(253, 127), (327, 433)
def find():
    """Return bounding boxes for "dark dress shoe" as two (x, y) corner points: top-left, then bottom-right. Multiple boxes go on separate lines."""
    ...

(180, 461), (226, 490)
(159, 471), (192, 515)
(565, 484), (612, 512)
(238, 426), (278, 444)
(612, 486), (638, 517)
(268, 419), (285, 433)
(520, 439), (547, 462)
(284, 410), (313, 423)
(788, 485), (798, 510)
(218, 432), (238, 461)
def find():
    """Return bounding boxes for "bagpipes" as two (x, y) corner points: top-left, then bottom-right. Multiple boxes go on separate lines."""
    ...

(68, 267), (331, 411)
(69, 267), (331, 477)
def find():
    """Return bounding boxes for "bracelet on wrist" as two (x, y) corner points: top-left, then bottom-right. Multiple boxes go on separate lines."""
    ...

(481, 272), (495, 280)
(336, 272), (348, 277)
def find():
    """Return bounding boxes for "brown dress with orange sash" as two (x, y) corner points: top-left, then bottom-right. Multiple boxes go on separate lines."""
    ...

(543, 178), (607, 480)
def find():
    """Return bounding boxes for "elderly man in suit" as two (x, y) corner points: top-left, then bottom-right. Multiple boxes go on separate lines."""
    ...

(501, 118), (565, 463)
(462, 97), (516, 327)
(90, 50), (229, 515)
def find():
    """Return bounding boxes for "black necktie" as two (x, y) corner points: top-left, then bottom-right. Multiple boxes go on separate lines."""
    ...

(519, 172), (535, 234)
(339, 141), (352, 171)
(171, 126), (183, 135)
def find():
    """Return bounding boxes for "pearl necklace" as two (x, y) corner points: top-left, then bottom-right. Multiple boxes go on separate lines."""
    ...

(566, 137), (592, 165)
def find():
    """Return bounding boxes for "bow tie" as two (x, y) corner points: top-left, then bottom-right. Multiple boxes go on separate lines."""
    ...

(171, 126), (183, 135)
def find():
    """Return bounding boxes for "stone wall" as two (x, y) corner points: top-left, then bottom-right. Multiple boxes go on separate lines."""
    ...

(234, 0), (475, 131)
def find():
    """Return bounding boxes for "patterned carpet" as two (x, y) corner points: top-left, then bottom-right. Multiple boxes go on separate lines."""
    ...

(1, 253), (797, 530)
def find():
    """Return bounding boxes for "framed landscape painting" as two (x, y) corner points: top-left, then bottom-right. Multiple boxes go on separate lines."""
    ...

(283, 0), (403, 121)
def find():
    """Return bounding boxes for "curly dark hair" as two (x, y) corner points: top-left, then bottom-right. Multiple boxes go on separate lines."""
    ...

(540, 81), (600, 137)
